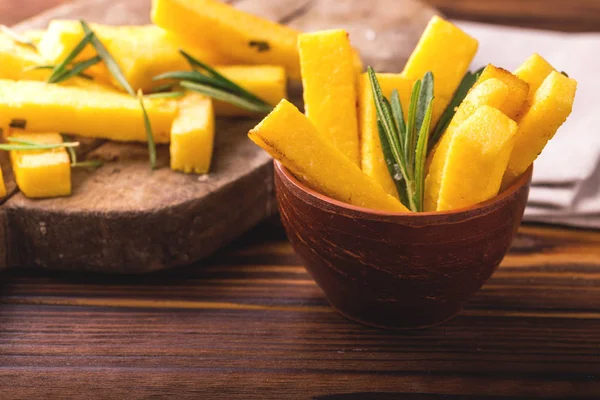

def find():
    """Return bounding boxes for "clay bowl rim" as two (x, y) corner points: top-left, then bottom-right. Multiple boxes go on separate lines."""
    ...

(274, 160), (533, 222)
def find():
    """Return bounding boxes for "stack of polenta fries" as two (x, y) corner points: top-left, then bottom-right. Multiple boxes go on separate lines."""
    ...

(0, 0), (302, 198)
(249, 17), (577, 213)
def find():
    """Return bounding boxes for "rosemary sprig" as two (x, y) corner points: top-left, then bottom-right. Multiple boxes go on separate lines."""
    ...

(429, 67), (484, 150)
(181, 81), (272, 113)
(152, 50), (273, 113)
(47, 31), (95, 83)
(72, 160), (103, 169)
(25, 65), (94, 80)
(145, 91), (186, 99)
(180, 50), (269, 106)
(61, 56), (101, 80)
(150, 82), (178, 93)
(138, 90), (157, 170)
(80, 20), (135, 96)
(61, 134), (104, 168)
(29, 30), (99, 83)
(0, 138), (80, 151)
(0, 25), (36, 50)
(80, 20), (155, 169)
(64, 136), (77, 164)
(368, 67), (434, 212)
(51, 56), (102, 84)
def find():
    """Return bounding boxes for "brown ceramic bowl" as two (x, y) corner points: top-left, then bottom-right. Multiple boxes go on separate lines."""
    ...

(274, 161), (532, 329)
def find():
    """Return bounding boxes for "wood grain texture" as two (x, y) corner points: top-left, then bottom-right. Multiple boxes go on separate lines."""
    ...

(4, 120), (275, 272)
(424, 0), (600, 32)
(1, 220), (600, 398)
(3, 0), (600, 32)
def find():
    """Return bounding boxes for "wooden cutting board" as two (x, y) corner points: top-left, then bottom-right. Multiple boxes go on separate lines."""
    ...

(0, 0), (437, 273)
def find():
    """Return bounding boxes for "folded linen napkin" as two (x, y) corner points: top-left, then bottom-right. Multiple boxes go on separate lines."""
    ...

(455, 21), (600, 229)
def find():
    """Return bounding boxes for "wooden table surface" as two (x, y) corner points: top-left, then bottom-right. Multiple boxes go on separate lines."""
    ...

(1, 1), (599, 398)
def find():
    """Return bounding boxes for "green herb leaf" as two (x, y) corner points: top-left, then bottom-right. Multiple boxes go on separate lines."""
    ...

(180, 81), (272, 113)
(180, 50), (223, 79)
(1, 138), (80, 151)
(404, 79), (421, 169)
(369, 67), (436, 212)
(138, 90), (156, 170)
(145, 91), (186, 99)
(51, 56), (101, 84)
(26, 65), (94, 80)
(150, 82), (178, 93)
(367, 68), (402, 164)
(81, 20), (135, 96)
(390, 89), (406, 144)
(413, 98), (433, 212)
(48, 31), (95, 83)
(367, 67), (414, 210)
(154, 70), (233, 92)
(414, 72), (434, 135)
(72, 160), (103, 168)
(62, 134), (77, 164)
(177, 50), (272, 108)
(377, 120), (409, 207)
(0, 25), (36, 50)
(429, 67), (483, 150)
(79, 20), (155, 169)
(61, 134), (104, 168)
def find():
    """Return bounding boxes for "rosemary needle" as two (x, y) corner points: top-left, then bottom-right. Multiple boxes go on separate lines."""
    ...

(138, 90), (157, 170)
(153, 50), (273, 113)
(1, 138), (80, 151)
(368, 66), (434, 212)
(81, 20), (135, 96)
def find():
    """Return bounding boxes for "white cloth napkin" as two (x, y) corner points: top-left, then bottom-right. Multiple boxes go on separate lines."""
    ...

(455, 21), (600, 229)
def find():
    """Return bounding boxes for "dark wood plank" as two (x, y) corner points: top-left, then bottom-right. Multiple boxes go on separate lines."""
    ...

(4, 0), (600, 33)
(423, 0), (600, 31)
(1, 222), (600, 398)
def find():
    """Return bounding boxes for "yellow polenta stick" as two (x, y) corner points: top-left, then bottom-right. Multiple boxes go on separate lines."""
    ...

(514, 53), (556, 96)
(249, 100), (409, 212)
(298, 30), (360, 165)
(170, 93), (215, 174)
(23, 29), (45, 46)
(38, 21), (232, 92)
(0, 33), (122, 91)
(9, 131), (71, 198)
(0, 33), (48, 81)
(424, 67), (528, 211)
(0, 167), (6, 197)
(424, 78), (510, 211)
(502, 71), (577, 188)
(213, 65), (287, 117)
(475, 64), (529, 120)
(437, 106), (518, 211)
(358, 72), (413, 198)
(0, 80), (177, 143)
(152, 0), (301, 80)
(402, 16), (478, 125)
